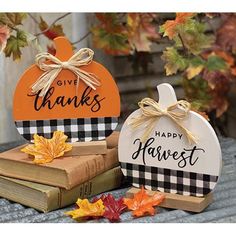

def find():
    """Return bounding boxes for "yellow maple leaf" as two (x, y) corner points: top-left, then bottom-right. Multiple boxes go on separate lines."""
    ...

(186, 65), (204, 80)
(65, 199), (105, 219)
(21, 131), (72, 164)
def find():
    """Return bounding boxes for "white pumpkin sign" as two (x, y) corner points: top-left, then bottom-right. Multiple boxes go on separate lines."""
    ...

(118, 83), (222, 197)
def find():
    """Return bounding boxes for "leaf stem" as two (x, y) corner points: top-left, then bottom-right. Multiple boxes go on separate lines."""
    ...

(28, 13), (40, 25)
(178, 33), (187, 53)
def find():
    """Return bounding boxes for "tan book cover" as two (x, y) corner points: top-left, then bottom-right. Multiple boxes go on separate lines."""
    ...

(0, 132), (119, 190)
(0, 166), (123, 212)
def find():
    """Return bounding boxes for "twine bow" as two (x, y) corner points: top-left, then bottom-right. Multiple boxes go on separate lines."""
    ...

(129, 98), (198, 144)
(31, 48), (101, 97)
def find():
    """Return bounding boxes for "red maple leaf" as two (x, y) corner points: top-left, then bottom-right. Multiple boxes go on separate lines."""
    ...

(39, 16), (64, 40)
(93, 194), (126, 222)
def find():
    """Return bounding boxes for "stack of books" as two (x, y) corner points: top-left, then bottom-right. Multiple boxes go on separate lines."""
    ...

(0, 132), (123, 212)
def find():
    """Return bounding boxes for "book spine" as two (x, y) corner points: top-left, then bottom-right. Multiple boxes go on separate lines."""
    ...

(60, 166), (123, 207)
(0, 176), (60, 213)
(66, 148), (119, 189)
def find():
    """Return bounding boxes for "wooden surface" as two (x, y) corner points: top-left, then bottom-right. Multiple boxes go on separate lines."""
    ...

(126, 187), (213, 213)
(0, 136), (235, 222)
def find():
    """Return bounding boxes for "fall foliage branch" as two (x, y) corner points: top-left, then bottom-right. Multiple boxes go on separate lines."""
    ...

(34, 13), (71, 37)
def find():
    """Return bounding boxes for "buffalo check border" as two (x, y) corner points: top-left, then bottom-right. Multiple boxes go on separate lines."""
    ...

(120, 162), (218, 197)
(15, 117), (118, 142)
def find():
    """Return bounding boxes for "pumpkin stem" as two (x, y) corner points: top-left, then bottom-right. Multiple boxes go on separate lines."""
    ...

(157, 83), (177, 109)
(54, 36), (74, 61)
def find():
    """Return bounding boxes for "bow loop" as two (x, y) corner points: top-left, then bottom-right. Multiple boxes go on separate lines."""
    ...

(31, 48), (100, 97)
(166, 100), (191, 121)
(129, 97), (197, 145)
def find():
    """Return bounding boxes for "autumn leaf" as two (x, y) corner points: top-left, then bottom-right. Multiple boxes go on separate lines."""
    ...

(207, 78), (230, 118)
(205, 55), (228, 72)
(65, 199), (105, 220)
(91, 27), (130, 55)
(216, 15), (236, 53)
(4, 30), (28, 61)
(182, 75), (212, 111)
(230, 67), (236, 76)
(91, 13), (131, 55)
(4, 13), (27, 26)
(123, 187), (165, 217)
(0, 25), (10, 52)
(0, 13), (27, 28)
(211, 94), (229, 118)
(161, 47), (188, 75)
(93, 194), (126, 222)
(175, 20), (214, 55)
(21, 131), (72, 164)
(201, 68), (231, 117)
(213, 50), (234, 67)
(186, 56), (205, 79)
(39, 16), (65, 40)
(160, 13), (194, 39)
(202, 50), (234, 74)
(186, 65), (204, 80)
(127, 13), (159, 52)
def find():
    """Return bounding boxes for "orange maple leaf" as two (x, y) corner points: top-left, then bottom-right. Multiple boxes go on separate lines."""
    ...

(123, 187), (165, 217)
(161, 13), (194, 39)
(21, 131), (72, 164)
(202, 50), (234, 67)
(230, 67), (236, 76)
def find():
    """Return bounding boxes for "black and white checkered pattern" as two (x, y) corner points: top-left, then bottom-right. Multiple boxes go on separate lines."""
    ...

(15, 117), (118, 142)
(120, 162), (218, 197)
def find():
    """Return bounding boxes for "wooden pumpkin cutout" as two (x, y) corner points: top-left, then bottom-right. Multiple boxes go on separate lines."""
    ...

(13, 36), (120, 142)
(118, 83), (222, 197)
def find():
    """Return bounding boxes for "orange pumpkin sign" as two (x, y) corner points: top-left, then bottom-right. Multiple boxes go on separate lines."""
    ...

(13, 36), (120, 142)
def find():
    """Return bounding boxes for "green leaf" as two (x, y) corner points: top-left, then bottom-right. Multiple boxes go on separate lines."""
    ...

(206, 55), (228, 71)
(161, 47), (188, 75)
(182, 76), (211, 111)
(174, 20), (214, 55)
(91, 26), (130, 55)
(190, 57), (206, 67)
(4, 30), (28, 61)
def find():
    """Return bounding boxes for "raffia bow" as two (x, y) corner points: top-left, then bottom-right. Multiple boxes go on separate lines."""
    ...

(129, 98), (198, 144)
(31, 48), (101, 97)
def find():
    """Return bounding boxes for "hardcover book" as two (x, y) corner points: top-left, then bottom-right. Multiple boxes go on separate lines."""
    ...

(0, 132), (119, 189)
(0, 166), (123, 212)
